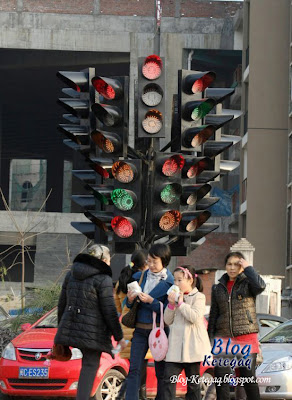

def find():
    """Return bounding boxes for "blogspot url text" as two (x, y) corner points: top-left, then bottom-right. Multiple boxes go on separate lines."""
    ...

(169, 374), (271, 387)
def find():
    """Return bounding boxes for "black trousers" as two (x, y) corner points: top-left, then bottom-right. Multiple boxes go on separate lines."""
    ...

(214, 353), (260, 400)
(76, 348), (101, 400)
(163, 361), (201, 400)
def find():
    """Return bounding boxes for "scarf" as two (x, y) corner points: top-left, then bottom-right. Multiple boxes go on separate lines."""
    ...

(143, 268), (168, 294)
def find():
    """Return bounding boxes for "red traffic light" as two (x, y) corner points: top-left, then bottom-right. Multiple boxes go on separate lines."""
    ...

(184, 157), (213, 179)
(162, 155), (185, 177)
(142, 55), (163, 80)
(182, 71), (216, 95)
(111, 216), (135, 238)
(92, 76), (123, 100)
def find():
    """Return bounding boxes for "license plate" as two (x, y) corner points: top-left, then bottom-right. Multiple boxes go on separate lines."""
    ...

(18, 367), (49, 379)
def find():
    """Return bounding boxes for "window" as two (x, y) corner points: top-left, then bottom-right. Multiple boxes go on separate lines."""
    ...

(9, 159), (47, 211)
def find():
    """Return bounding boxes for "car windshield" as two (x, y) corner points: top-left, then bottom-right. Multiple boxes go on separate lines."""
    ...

(34, 309), (58, 328)
(260, 320), (292, 343)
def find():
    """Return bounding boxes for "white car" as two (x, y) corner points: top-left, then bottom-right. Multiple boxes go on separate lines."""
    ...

(256, 319), (292, 399)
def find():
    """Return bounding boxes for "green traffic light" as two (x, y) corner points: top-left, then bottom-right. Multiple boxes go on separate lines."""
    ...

(160, 184), (181, 204)
(111, 189), (134, 211)
(191, 100), (215, 121)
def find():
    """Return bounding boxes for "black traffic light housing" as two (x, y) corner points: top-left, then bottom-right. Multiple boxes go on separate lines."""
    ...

(137, 55), (166, 138)
(110, 159), (143, 243)
(92, 76), (129, 158)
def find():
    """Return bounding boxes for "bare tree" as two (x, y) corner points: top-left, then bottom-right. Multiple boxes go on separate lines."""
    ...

(0, 188), (52, 309)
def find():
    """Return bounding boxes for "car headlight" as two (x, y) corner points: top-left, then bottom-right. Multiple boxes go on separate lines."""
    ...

(2, 342), (16, 361)
(70, 348), (83, 360)
(263, 356), (292, 373)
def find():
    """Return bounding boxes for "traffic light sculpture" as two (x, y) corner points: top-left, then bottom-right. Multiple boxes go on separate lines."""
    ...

(137, 55), (166, 138)
(57, 62), (238, 255)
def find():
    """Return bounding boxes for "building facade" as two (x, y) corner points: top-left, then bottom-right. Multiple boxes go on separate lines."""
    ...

(240, 0), (291, 315)
(0, 1), (243, 296)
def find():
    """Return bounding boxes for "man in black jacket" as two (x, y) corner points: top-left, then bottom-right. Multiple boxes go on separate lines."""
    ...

(55, 244), (127, 400)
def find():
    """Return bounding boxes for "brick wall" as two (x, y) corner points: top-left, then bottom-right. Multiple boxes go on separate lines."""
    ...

(100, 0), (155, 16)
(176, 232), (238, 305)
(0, 0), (17, 11)
(22, 0), (94, 14)
(180, 0), (242, 18)
(177, 232), (238, 270)
(199, 270), (216, 306)
(0, 0), (242, 17)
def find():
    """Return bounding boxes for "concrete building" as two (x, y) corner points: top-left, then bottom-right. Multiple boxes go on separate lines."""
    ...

(239, 0), (291, 316)
(0, 1), (244, 299)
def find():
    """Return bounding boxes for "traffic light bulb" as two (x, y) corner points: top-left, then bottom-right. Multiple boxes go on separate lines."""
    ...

(93, 78), (115, 100)
(142, 109), (163, 134)
(192, 74), (215, 94)
(192, 80), (204, 94)
(111, 216), (134, 238)
(162, 155), (185, 177)
(159, 210), (182, 232)
(191, 101), (214, 121)
(111, 189), (134, 211)
(185, 211), (211, 232)
(142, 84), (163, 106)
(186, 193), (197, 206)
(112, 161), (135, 183)
(160, 184), (182, 204)
(92, 132), (115, 153)
(142, 55), (163, 80)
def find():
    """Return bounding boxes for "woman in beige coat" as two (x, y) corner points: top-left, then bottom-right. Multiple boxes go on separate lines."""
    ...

(163, 265), (211, 400)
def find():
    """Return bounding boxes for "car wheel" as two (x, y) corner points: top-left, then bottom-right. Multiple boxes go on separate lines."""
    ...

(201, 372), (214, 400)
(94, 369), (126, 400)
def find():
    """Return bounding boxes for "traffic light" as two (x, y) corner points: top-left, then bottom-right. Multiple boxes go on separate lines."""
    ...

(151, 153), (184, 235)
(179, 155), (219, 236)
(178, 70), (216, 151)
(57, 69), (95, 152)
(72, 158), (143, 246)
(178, 69), (236, 180)
(137, 55), (166, 138)
(110, 159), (143, 243)
(91, 76), (129, 158)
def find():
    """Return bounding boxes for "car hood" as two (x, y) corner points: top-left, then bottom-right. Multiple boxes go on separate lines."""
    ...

(261, 343), (292, 364)
(12, 328), (57, 349)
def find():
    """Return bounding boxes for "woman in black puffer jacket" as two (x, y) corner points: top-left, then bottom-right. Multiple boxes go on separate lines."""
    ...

(55, 244), (127, 400)
(208, 251), (266, 400)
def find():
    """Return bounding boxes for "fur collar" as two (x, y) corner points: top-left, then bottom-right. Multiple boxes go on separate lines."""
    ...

(73, 253), (112, 277)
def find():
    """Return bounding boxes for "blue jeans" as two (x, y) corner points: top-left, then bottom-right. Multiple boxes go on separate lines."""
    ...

(125, 328), (165, 400)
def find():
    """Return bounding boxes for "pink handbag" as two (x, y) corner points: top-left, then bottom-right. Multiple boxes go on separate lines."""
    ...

(148, 301), (168, 362)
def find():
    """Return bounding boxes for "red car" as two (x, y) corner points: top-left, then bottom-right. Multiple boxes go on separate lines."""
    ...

(0, 308), (213, 399)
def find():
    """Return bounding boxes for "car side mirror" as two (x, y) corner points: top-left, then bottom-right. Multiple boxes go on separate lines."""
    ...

(21, 323), (32, 331)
